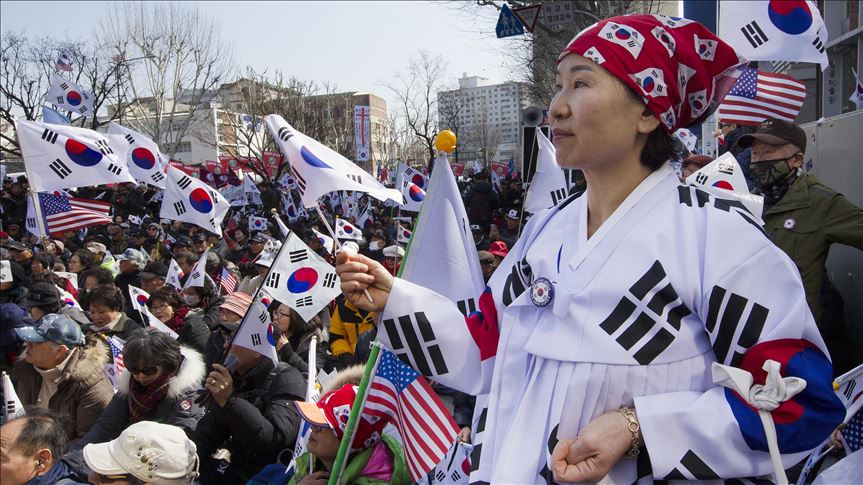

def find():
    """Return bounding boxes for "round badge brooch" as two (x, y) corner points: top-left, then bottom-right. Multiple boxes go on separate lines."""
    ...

(530, 277), (554, 307)
(783, 218), (796, 230)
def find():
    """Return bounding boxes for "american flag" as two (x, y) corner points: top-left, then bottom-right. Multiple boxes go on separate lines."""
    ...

(220, 266), (237, 294)
(717, 68), (806, 126)
(106, 335), (125, 373)
(363, 348), (458, 482)
(38, 193), (111, 235)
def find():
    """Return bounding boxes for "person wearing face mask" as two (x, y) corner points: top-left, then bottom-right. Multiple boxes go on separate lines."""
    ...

(739, 118), (863, 375)
(181, 280), (224, 334)
(364, 233), (386, 263)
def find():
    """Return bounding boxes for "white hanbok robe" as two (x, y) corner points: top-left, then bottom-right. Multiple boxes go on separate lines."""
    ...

(379, 164), (844, 484)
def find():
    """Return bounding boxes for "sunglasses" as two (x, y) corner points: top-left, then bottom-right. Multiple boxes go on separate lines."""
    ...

(127, 365), (159, 376)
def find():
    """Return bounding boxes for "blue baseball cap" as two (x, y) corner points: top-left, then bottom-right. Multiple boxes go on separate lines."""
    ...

(15, 313), (85, 347)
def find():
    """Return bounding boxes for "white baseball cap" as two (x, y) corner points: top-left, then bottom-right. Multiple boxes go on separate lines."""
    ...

(83, 421), (198, 484)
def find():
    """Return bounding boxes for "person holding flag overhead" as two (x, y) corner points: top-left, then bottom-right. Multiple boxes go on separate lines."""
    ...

(337, 14), (845, 484)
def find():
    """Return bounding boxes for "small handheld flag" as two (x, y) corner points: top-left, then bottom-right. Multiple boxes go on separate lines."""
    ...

(183, 250), (209, 290)
(44, 75), (93, 116)
(166, 259), (184, 289)
(523, 131), (569, 212)
(2, 371), (25, 418)
(160, 166), (229, 236)
(107, 123), (168, 188)
(231, 301), (278, 364)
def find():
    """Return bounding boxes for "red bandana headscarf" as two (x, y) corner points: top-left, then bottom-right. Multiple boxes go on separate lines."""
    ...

(558, 14), (746, 132)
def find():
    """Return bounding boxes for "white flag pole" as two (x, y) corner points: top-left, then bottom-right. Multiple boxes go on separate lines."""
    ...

(306, 335), (318, 401)
(314, 204), (373, 303)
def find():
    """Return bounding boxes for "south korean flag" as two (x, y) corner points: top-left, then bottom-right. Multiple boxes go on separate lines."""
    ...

(694, 34), (718, 61)
(107, 123), (167, 188)
(685, 152), (764, 219)
(629, 67), (668, 99)
(264, 115), (403, 209)
(651, 25), (676, 57)
(598, 22), (644, 59)
(249, 215), (269, 232)
(15, 119), (135, 192)
(160, 166), (229, 236)
(652, 14), (694, 29)
(44, 75), (94, 117)
(232, 301), (278, 364)
(335, 218), (363, 241)
(128, 285), (179, 339)
(260, 232), (340, 322)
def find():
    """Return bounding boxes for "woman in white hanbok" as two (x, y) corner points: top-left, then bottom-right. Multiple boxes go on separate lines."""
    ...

(337, 14), (845, 485)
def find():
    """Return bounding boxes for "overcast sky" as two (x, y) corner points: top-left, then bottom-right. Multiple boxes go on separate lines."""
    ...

(1, 1), (516, 110)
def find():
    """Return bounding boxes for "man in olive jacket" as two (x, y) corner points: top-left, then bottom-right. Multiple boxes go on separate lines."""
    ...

(10, 314), (114, 441)
(741, 118), (863, 374)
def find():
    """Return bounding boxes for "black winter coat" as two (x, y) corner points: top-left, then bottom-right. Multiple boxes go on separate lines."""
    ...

(189, 358), (306, 481)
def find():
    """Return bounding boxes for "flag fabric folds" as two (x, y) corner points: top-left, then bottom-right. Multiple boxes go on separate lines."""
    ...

(15, 119), (136, 192)
(2, 371), (25, 418)
(55, 49), (73, 72)
(37, 192), (112, 236)
(44, 75), (94, 116)
(249, 216), (269, 232)
(718, 0), (829, 70)
(264, 115), (403, 208)
(717, 67), (806, 126)
(523, 130), (569, 213)
(312, 228), (335, 255)
(397, 224), (412, 244)
(259, 232), (340, 322)
(232, 301), (278, 364)
(166, 259), (184, 289)
(220, 267), (237, 294)
(160, 166), (229, 236)
(183, 250), (209, 290)
(107, 123), (168, 188)
(128, 285), (179, 338)
(362, 347), (458, 482)
(42, 106), (71, 126)
(685, 152), (765, 219)
(274, 215), (290, 238)
(851, 68), (863, 110)
(335, 218), (362, 241)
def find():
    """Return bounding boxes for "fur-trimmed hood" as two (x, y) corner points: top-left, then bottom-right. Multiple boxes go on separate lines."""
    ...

(117, 346), (205, 399)
(323, 364), (365, 393)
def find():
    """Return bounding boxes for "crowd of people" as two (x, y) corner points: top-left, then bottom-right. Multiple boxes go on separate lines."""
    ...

(1, 12), (862, 485)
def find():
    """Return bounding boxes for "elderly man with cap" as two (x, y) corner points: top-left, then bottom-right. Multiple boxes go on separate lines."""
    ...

(86, 242), (116, 277)
(82, 421), (199, 485)
(171, 236), (193, 258)
(138, 261), (168, 295)
(191, 232), (208, 256)
(740, 118), (863, 375)
(10, 314), (113, 440)
(470, 224), (489, 251)
(114, 248), (147, 317)
(5, 240), (34, 273)
(496, 209), (521, 249)
(191, 291), (306, 483)
(25, 281), (90, 326)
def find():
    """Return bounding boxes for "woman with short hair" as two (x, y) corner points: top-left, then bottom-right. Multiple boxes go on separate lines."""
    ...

(86, 284), (143, 342)
(146, 286), (210, 354)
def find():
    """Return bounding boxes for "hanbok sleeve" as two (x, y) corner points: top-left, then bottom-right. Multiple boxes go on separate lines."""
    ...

(378, 279), (499, 396)
(634, 211), (845, 479)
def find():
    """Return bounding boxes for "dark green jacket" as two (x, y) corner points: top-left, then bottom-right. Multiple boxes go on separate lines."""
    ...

(763, 174), (863, 323)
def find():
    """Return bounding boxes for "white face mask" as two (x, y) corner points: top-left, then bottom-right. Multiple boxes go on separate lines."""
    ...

(183, 294), (200, 307)
(369, 241), (382, 251)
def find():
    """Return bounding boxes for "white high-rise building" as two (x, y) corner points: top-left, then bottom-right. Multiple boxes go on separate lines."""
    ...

(438, 74), (531, 167)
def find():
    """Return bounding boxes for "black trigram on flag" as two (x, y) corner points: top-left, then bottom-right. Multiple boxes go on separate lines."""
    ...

(550, 187), (568, 206)
(96, 139), (113, 155)
(457, 298), (477, 317)
(382, 311), (448, 376)
(26, 217), (37, 229)
(289, 249), (308, 263)
(56, 95), (65, 104)
(106, 163), (122, 175)
(502, 258), (532, 306)
(843, 380), (856, 401)
(695, 172), (709, 185)
(264, 272), (282, 288)
(296, 296), (313, 307)
(741, 21), (769, 48)
(277, 126), (293, 142)
(41, 128), (58, 144)
(177, 176), (192, 190)
(257, 309), (268, 324)
(291, 166), (307, 197)
(470, 406), (487, 473)
(251, 333), (262, 346)
(598, 260), (690, 365)
(124, 134), (135, 144)
(347, 174), (363, 185)
(78, 106), (88, 114)
(322, 273), (337, 289)
(151, 172), (165, 183)
(705, 285), (769, 366)
(664, 450), (719, 480)
(190, 271), (201, 280)
(812, 36), (825, 54)
(173, 201), (186, 216)
(49, 159), (72, 179)
(678, 186), (766, 237)
(60, 82), (69, 90)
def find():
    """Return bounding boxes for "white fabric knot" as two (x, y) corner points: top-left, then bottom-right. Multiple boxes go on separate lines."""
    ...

(712, 359), (808, 485)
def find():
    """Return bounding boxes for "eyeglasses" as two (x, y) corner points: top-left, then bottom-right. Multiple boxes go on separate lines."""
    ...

(480, 260), (494, 266)
(275, 310), (292, 320)
(127, 365), (159, 376)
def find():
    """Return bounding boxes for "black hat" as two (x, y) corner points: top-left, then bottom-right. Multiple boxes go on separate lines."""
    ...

(737, 118), (806, 153)
(24, 282), (61, 308)
(140, 261), (169, 279)
(4, 240), (30, 251)
(191, 233), (207, 243)
(173, 236), (192, 248)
